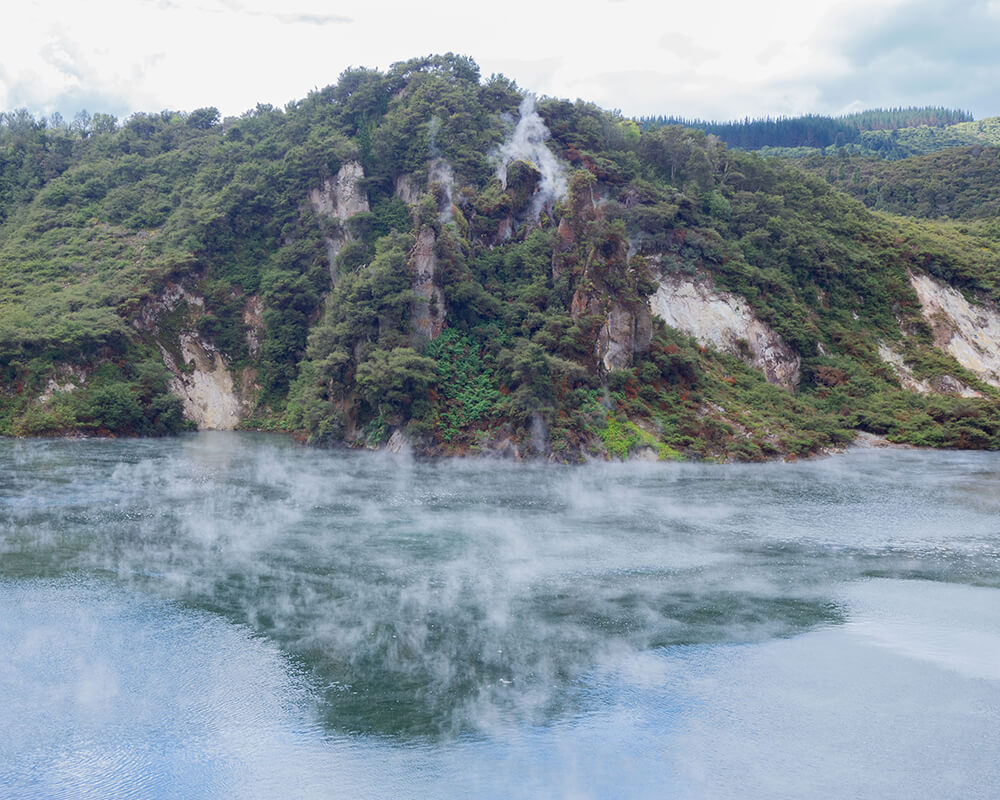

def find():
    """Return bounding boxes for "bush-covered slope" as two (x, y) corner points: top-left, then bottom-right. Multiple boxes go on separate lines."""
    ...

(640, 107), (975, 151)
(3, 55), (1000, 459)
(755, 117), (1000, 161)
(794, 146), (1000, 220)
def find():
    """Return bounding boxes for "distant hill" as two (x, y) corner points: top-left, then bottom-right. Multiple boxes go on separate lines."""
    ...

(639, 107), (974, 151)
(851, 117), (1000, 159)
(795, 145), (1000, 219)
(640, 108), (1000, 162)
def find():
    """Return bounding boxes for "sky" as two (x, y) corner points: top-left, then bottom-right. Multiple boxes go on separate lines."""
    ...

(2, 0), (999, 123)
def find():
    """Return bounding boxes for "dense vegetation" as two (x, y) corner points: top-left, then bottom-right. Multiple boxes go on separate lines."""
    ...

(794, 146), (1000, 219)
(640, 108), (974, 151)
(3, 55), (1000, 458)
(641, 109), (1000, 163)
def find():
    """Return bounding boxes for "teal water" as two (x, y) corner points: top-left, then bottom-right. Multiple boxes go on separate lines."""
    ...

(1, 433), (999, 798)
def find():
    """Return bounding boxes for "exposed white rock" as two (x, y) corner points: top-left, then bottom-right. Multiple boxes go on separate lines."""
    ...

(309, 160), (370, 284)
(877, 344), (932, 394)
(384, 428), (411, 455)
(133, 283), (204, 332)
(851, 431), (913, 449)
(135, 284), (254, 430)
(37, 365), (88, 404)
(309, 160), (369, 222)
(909, 271), (1000, 388)
(648, 274), (801, 387)
(161, 333), (242, 430)
(394, 175), (420, 205)
(877, 342), (981, 397)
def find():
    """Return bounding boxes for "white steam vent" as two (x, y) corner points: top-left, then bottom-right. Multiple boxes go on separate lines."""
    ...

(494, 94), (567, 221)
(427, 116), (455, 222)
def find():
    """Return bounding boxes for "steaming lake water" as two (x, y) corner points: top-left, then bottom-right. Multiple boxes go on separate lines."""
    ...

(1, 433), (999, 798)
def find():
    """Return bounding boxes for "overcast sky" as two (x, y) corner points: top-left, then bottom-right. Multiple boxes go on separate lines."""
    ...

(2, 0), (999, 123)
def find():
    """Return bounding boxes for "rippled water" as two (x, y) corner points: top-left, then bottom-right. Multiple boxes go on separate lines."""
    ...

(2, 433), (999, 798)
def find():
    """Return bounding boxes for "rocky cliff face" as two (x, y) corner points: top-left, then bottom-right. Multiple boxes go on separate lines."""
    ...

(648, 273), (801, 388)
(138, 283), (254, 430)
(36, 365), (88, 405)
(394, 174), (420, 204)
(877, 343), (982, 397)
(410, 226), (446, 344)
(909, 271), (1000, 388)
(161, 333), (245, 430)
(571, 294), (653, 372)
(309, 160), (370, 284)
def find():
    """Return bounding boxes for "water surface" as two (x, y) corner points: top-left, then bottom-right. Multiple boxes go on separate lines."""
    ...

(2, 433), (999, 797)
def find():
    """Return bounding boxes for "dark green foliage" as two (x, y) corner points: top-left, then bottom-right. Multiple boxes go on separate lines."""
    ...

(355, 347), (437, 418)
(424, 329), (501, 440)
(0, 352), (185, 436)
(640, 107), (975, 150)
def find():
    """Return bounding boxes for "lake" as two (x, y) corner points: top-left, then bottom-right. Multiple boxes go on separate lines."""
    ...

(2, 433), (999, 798)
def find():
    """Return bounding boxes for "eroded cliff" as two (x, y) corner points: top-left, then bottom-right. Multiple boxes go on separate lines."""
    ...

(649, 274), (801, 388)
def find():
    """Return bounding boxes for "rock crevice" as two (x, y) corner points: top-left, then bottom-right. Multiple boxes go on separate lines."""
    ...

(410, 227), (446, 344)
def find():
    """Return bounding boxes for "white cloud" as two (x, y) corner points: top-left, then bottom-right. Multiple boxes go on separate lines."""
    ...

(1, 0), (993, 123)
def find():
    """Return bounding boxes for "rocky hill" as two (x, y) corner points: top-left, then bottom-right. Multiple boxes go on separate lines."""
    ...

(3, 54), (1000, 460)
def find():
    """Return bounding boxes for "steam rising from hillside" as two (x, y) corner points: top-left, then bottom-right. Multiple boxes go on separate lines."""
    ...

(495, 95), (567, 222)
(427, 116), (455, 221)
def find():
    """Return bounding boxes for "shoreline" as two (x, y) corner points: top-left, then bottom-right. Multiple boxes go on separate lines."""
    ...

(2, 426), (964, 465)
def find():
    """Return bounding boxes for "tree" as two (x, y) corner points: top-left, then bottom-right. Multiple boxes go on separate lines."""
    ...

(187, 107), (221, 130)
(92, 113), (118, 135)
(355, 347), (437, 417)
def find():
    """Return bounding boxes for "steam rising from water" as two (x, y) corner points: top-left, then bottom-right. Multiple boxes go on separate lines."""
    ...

(494, 94), (568, 221)
(2, 435), (1000, 797)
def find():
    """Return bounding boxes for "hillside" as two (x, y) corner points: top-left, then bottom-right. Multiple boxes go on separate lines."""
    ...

(795, 146), (1000, 220)
(643, 109), (1000, 161)
(640, 107), (975, 151)
(3, 54), (1000, 460)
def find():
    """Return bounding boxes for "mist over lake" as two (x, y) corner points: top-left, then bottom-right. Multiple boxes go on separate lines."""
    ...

(2, 432), (999, 798)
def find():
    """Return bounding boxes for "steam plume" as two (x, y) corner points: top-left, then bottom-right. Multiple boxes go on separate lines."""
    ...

(427, 116), (455, 222)
(494, 95), (567, 222)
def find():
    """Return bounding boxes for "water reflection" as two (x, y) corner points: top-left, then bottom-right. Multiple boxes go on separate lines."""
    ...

(1, 435), (999, 797)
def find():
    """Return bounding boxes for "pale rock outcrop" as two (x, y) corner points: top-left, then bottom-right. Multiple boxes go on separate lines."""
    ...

(309, 160), (369, 221)
(37, 365), (88, 404)
(410, 227), (446, 343)
(396, 165), (456, 222)
(394, 175), (420, 205)
(161, 333), (244, 430)
(596, 303), (653, 371)
(649, 274), (801, 387)
(133, 283), (204, 332)
(385, 428), (412, 455)
(309, 160), (370, 284)
(570, 283), (652, 372)
(877, 343), (981, 397)
(909, 271), (1000, 388)
(852, 431), (913, 449)
(242, 295), (264, 359)
(136, 283), (253, 430)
